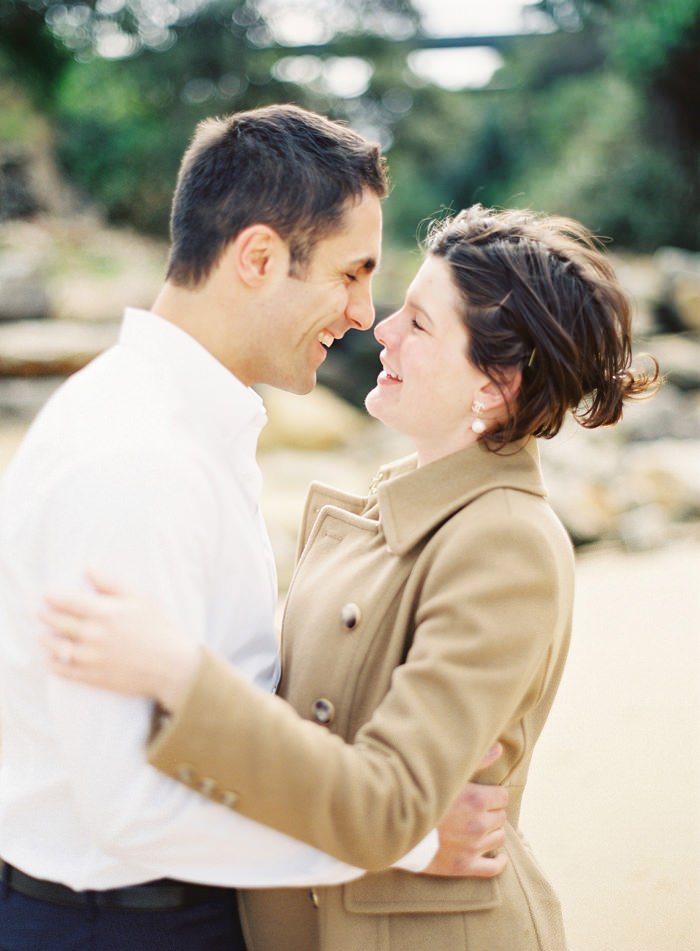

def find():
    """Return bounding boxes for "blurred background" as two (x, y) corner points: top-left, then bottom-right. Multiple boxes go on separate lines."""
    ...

(0, 0), (698, 948)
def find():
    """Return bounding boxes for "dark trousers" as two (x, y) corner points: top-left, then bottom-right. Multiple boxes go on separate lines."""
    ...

(0, 880), (247, 951)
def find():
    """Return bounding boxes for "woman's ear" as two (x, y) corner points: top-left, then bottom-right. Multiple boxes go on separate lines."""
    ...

(477, 366), (523, 414)
(230, 225), (290, 287)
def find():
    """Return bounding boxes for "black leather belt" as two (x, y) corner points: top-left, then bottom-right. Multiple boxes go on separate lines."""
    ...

(0, 861), (233, 911)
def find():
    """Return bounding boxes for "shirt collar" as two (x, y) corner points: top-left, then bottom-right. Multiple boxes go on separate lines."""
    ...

(119, 308), (266, 444)
(375, 439), (546, 555)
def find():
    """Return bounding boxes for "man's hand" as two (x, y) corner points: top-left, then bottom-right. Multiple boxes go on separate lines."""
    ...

(422, 743), (509, 879)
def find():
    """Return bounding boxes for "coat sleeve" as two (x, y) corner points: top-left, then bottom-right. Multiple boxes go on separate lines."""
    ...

(148, 501), (572, 872)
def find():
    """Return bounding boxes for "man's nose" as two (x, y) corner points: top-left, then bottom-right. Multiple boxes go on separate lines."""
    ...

(346, 281), (375, 331)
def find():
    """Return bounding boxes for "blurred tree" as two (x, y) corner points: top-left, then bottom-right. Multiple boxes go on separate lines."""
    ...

(529, 0), (700, 247)
(2, 0), (698, 250)
(0, 0), (72, 102)
(365, 0), (699, 253)
(539, 0), (700, 136)
(0, 0), (422, 232)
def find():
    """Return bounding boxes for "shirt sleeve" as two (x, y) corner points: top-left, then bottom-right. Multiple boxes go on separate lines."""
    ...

(38, 450), (372, 888)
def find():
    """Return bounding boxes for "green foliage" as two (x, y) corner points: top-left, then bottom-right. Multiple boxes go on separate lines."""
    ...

(605, 0), (700, 79)
(53, 56), (184, 230)
(382, 1), (700, 252)
(500, 72), (697, 249)
(0, 0), (72, 102)
(0, 81), (49, 146)
(27, 0), (422, 234)
(3, 0), (699, 251)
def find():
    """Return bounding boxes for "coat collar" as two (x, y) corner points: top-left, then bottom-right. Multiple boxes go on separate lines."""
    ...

(375, 439), (546, 555)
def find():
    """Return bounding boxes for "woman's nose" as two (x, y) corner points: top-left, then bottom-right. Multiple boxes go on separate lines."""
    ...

(374, 311), (398, 345)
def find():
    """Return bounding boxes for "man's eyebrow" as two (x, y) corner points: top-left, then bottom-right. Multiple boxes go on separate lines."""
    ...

(346, 256), (378, 273)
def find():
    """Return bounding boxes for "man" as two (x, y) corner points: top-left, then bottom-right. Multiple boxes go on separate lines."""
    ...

(0, 105), (507, 950)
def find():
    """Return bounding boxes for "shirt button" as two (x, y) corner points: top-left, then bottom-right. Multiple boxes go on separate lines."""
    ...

(311, 698), (335, 726)
(340, 603), (361, 630)
(309, 888), (319, 908)
(175, 764), (195, 784)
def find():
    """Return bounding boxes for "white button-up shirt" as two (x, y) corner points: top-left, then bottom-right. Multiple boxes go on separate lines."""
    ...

(0, 309), (433, 890)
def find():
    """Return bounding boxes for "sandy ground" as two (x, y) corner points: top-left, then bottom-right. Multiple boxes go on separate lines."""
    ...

(1, 420), (698, 949)
(521, 540), (700, 951)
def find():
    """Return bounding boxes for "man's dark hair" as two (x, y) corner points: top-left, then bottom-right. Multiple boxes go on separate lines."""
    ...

(166, 104), (389, 287)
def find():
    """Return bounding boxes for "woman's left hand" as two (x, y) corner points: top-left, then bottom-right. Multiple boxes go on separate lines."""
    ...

(40, 571), (200, 712)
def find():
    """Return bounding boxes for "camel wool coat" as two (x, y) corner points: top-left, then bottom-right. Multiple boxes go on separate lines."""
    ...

(149, 439), (574, 951)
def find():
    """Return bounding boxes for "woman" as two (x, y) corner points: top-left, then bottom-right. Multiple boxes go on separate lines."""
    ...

(42, 205), (658, 950)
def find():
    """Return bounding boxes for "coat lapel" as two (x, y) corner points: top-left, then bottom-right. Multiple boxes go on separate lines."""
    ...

(378, 440), (546, 556)
(299, 440), (546, 558)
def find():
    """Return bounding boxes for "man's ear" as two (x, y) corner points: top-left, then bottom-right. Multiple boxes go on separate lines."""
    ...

(230, 225), (289, 287)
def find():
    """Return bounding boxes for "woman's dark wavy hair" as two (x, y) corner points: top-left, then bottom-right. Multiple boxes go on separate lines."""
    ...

(425, 205), (660, 448)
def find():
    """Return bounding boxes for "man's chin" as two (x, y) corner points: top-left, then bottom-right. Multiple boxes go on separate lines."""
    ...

(283, 373), (316, 396)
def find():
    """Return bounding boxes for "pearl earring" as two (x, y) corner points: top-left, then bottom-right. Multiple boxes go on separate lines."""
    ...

(471, 400), (486, 435)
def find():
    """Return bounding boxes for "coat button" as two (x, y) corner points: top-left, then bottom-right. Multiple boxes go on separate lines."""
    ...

(311, 698), (335, 725)
(175, 764), (195, 784)
(309, 888), (319, 908)
(198, 777), (217, 797)
(219, 789), (238, 808)
(340, 603), (361, 630)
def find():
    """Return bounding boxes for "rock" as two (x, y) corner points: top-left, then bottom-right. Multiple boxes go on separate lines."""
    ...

(0, 377), (64, 420)
(640, 333), (700, 394)
(45, 218), (166, 322)
(654, 247), (700, 333)
(0, 249), (50, 320)
(0, 217), (166, 324)
(540, 417), (700, 547)
(0, 319), (118, 376)
(0, 147), (42, 221)
(620, 382), (700, 441)
(617, 503), (671, 552)
(0, 86), (78, 219)
(610, 252), (662, 336)
(621, 439), (700, 521)
(540, 425), (623, 545)
(545, 474), (620, 547)
(257, 384), (370, 451)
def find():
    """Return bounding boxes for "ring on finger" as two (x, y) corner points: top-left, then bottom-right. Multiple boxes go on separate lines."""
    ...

(56, 639), (75, 665)
(58, 615), (82, 639)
